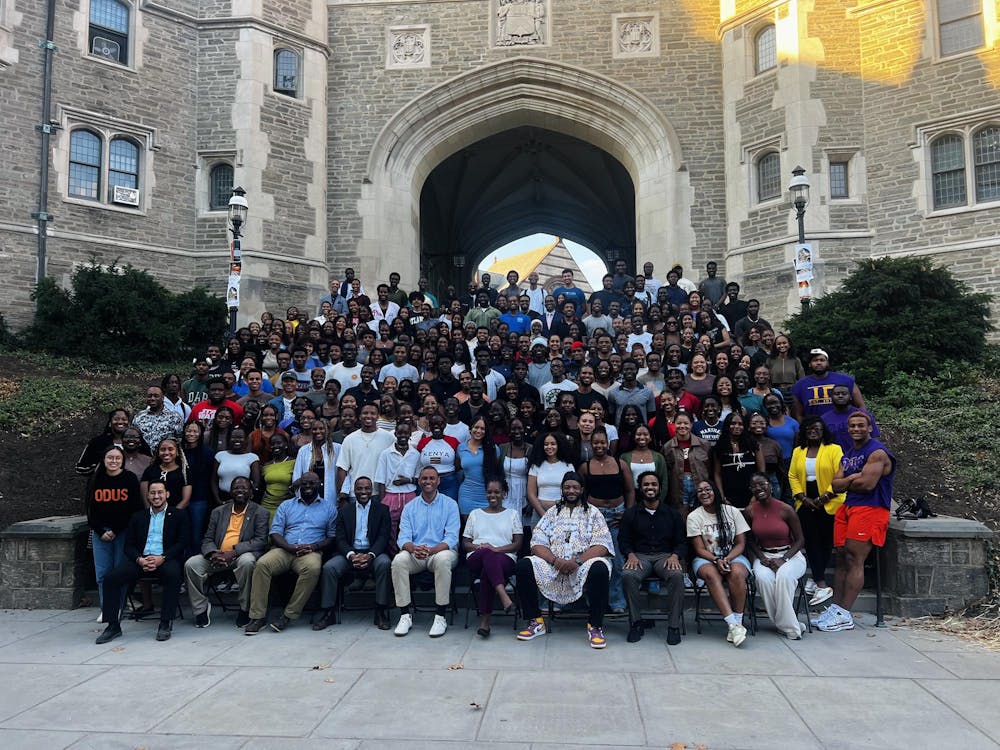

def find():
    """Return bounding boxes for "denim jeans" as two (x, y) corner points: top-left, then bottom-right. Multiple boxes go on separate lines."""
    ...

(598, 504), (626, 610)
(92, 531), (127, 610)
(681, 473), (697, 508)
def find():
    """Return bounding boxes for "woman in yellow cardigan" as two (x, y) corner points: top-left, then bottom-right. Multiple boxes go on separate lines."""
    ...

(788, 416), (844, 607)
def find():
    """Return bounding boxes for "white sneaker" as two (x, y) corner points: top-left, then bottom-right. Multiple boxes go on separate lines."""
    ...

(809, 586), (833, 606)
(728, 623), (747, 647)
(683, 574), (694, 589)
(809, 606), (833, 627)
(428, 614), (448, 638)
(96, 613), (104, 623)
(804, 578), (817, 595)
(817, 609), (855, 632)
(394, 613), (413, 637)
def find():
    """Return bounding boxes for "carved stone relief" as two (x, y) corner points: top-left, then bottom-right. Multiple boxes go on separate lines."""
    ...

(492, 0), (550, 48)
(612, 13), (660, 59)
(386, 25), (431, 69)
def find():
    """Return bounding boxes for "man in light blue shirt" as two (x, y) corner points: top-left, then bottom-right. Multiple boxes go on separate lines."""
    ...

(391, 466), (460, 638)
(244, 472), (337, 635)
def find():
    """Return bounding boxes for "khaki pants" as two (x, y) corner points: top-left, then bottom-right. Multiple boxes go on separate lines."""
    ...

(184, 552), (257, 615)
(391, 549), (458, 607)
(248, 548), (322, 620)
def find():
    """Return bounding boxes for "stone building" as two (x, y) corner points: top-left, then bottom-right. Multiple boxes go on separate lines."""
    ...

(0, 1), (997, 331)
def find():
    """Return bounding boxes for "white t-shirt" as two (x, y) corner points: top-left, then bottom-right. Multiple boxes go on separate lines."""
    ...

(336, 429), (395, 489)
(463, 507), (522, 560)
(686, 505), (750, 558)
(379, 362), (420, 384)
(539, 380), (578, 408)
(528, 460), (575, 502)
(374, 444), (417, 494)
(444, 421), (471, 444)
(327, 362), (363, 393)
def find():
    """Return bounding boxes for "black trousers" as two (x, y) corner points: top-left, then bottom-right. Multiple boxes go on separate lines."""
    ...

(798, 505), (835, 582)
(102, 558), (183, 627)
(515, 556), (610, 627)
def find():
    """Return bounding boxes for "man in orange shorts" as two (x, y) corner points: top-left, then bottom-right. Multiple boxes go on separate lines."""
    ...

(812, 411), (895, 632)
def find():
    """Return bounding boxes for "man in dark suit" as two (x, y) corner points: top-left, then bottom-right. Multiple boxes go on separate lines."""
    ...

(183, 476), (269, 628)
(313, 476), (392, 631)
(95, 479), (190, 644)
(538, 294), (566, 338)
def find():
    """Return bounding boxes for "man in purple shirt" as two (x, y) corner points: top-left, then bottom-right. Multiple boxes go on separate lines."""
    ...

(790, 349), (866, 421)
(821, 384), (880, 452)
(812, 412), (895, 633)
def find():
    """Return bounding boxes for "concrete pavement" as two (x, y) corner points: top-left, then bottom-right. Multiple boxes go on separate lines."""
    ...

(0, 605), (998, 749)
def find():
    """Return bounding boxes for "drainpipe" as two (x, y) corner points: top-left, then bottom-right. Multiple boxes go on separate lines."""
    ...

(33, 0), (58, 290)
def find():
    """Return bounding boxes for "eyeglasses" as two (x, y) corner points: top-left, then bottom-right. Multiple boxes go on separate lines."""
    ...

(695, 487), (714, 495)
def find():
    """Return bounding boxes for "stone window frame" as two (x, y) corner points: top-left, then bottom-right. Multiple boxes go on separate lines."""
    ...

(196, 150), (239, 218)
(742, 137), (786, 210)
(273, 46), (303, 98)
(752, 22), (778, 75)
(0, 0), (20, 68)
(914, 107), (1000, 217)
(754, 150), (783, 205)
(56, 105), (157, 215)
(208, 163), (235, 212)
(930, 0), (996, 61)
(81, 0), (140, 72)
(823, 149), (865, 204)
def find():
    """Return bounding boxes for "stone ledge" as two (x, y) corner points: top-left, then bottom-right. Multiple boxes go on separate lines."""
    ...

(0, 515), (90, 540)
(888, 515), (993, 540)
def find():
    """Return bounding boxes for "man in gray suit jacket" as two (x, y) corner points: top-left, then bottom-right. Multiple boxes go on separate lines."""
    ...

(184, 476), (269, 627)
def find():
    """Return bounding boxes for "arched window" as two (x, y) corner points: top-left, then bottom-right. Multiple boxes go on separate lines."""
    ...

(931, 134), (967, 209)
(756, 152), (781, 202)
(972, 125), (1000, 203)
(274, 48), (301, 97)
(69, 130), (102, 200)
(754, 24), (777, 74)
(89, 0), (130, 65)
(209, 163), (235, 210)
(108, 137), (139, 201)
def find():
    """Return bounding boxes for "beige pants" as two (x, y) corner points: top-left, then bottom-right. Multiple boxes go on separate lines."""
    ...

(391, 549), (458, 607)
(248, 548), (322, 620)
(184, 552), (257, 615)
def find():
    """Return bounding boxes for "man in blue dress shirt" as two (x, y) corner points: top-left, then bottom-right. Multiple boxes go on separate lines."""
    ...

(244, 471), (337, 634)
(391, 466), (460, 638)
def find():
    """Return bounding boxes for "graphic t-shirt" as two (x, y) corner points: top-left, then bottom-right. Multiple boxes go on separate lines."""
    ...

(415, 435), (460, 475)
(686, 504), (750, 557)
(790, 371), (856, 417)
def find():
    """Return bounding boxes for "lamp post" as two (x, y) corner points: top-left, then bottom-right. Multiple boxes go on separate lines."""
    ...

(226, 186), (248, 337)
(788, 166), (811, 310)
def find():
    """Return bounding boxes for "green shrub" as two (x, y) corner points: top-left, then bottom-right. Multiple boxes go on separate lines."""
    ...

(785, 257), (992, 395)
(24, 260), (228, 365)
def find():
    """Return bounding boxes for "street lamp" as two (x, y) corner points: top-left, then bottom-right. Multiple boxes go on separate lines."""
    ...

(788, 166), (811, 310)
(226, 186), (248, 336)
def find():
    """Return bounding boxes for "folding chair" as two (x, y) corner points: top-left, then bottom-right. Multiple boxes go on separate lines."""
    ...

(694, 571), (757, 635)
(627, 571), (687, 636)
(126, 575), (184, 621)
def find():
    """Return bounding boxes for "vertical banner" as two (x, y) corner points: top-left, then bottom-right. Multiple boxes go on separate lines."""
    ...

(794, 242), (814, 302)
(227, 238), (242, 307)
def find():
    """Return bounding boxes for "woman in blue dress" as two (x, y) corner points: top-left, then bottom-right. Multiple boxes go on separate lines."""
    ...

(456, 415), (502, 518)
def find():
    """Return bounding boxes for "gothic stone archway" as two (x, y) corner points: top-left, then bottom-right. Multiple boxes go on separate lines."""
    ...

(359, 56), (694, 291)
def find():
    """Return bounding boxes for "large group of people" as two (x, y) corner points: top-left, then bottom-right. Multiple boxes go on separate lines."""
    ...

(79, 260), (895, 649)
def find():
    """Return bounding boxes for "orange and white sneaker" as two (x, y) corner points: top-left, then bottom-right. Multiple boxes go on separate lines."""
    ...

(587, 623), (607, 649)
(516, 617), (546, 641)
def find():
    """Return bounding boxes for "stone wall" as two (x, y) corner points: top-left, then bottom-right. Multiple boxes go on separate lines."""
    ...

(0, 516), (91, 610)
(880, 515), (994, 617)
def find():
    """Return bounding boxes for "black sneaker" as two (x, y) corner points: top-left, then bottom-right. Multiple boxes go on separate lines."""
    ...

(95, 625), (123, 645)
(270, 614), (291, 633)
(194, 602), (211, 628)
(235, 610), (251, 628)
(667, 626), (682, 645)
(626, 621), (644, 643)
(156, 622), (172, 641)
(244, 618), (266, 635)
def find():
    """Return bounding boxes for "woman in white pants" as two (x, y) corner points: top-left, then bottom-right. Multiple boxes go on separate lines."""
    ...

(746, 473), (807, 639)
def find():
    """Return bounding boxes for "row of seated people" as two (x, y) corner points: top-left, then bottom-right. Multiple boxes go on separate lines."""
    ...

(92, 404), (891, 648)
